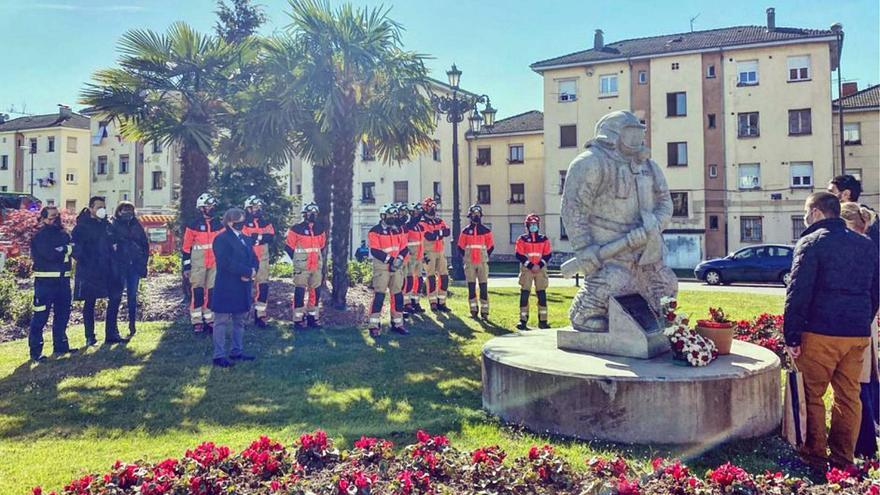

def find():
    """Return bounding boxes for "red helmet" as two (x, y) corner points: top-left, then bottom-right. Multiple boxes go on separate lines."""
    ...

(525, 213), (540, 225)
(422, 197), (437, 210)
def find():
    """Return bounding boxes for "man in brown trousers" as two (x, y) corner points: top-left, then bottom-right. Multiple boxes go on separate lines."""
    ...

(784, 192), (879, 469)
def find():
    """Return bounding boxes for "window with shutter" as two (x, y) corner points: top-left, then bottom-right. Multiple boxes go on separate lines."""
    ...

(787, 55), (811, 81)
(736, 60), (759, 86)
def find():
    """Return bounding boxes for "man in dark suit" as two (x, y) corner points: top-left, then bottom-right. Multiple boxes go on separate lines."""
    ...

(210, 208), (260, 367)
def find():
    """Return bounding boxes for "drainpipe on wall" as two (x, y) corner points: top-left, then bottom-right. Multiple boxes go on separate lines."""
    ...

(832, 24), (846, 175)
(719, 48), (729, 255)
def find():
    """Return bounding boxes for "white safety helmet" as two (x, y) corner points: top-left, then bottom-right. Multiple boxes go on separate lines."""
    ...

(244, 195), (263, 209)
(301, 202), (320, 215)
(196, 193), (217, 208)
(380, 203), (398, 217)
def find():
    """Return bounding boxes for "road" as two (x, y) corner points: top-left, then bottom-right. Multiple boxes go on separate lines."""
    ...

(483, 275), (786, 296)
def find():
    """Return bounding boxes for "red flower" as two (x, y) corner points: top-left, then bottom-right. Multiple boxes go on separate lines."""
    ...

(616, 476), (641, 495)
(709, 462), (749, 487)
(416, 430), (430, 444)
(651, 457), (665, 471)
(337, 478), (350, 493)
(32, 487), (42, 495)
(528, 446), (539, 460)
(537, 466), (549, 480)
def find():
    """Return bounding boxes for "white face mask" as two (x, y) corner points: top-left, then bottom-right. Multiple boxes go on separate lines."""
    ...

(96, 207), (107, 219)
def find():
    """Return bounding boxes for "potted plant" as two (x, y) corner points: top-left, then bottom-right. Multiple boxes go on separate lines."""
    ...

(696, 307), (735, 355)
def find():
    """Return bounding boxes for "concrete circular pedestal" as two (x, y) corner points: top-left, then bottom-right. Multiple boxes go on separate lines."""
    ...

(482, 329), (781, 445)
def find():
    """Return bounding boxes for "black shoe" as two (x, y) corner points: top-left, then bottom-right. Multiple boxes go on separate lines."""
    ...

(516, 321), (529, 331)
(481, 312), (489, 320)
(254, 317), (268, 329)
(430, 303), (440, 313)
(52, 348), (79, 357)
(230, 354), (256, 361)
(369, 327), (381, 338)
(204, 323), (214, 334)
(437, 303), (451, 313)
(213, 358), (234, 368)
(413, 303), (426, 314)
(31, 355), (48, 363)
(470, 311), (479, 319)
(306, 316), (323, 329)
(105, 336), (128, 345)
(538, 321), (551, 329)
(193, 323), (205, 333)
(391, 325), (410, 335)
(85, 338), (98, 347)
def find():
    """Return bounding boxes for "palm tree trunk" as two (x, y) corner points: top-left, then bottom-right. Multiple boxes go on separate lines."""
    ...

(312, 160), (333, 293)
(179, 141), (211, 230)
(329, 143), (356, 309)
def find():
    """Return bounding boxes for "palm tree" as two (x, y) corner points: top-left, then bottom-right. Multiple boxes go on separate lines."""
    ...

(264, 0), (436, 308)
(80, 22), (257, 227)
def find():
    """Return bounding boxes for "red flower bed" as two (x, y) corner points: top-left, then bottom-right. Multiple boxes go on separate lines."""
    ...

(735, 313), (789, 365)
(32, 431), (880, 495)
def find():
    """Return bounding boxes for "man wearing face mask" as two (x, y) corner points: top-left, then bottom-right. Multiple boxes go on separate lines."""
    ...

(402, 202), (426, 315)
(285, 203), (326, 330)
(28, 206), (76, 361)
(515, 214), (552, 330)
(241, 196), (276, 328)
(210, 208), (260, 367)
(419, 197), (451, 313)
(72, 196), (126, 346)
(182, 193), (224, 333)
(108, 201), (149, 337)
(457, 204), (495, 319)
(367, 204), (410, 337)
(561, 110), (676, 332)
(784, 192), (879, 470)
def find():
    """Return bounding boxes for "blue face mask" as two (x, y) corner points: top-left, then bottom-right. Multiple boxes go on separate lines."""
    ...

(528, 224), (539, 233)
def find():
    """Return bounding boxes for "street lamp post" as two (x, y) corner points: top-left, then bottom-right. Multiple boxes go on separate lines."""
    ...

(430, 64), (496, 280)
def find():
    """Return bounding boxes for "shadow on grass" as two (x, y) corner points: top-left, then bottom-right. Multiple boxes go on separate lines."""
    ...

(0, 296), (501, 446)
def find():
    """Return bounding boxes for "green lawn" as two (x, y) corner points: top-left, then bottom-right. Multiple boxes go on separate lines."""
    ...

(0, 287), (790, 494)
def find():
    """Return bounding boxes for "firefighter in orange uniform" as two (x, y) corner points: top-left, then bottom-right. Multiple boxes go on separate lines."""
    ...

(368, 204), (409, 337)
(242, 195), (275, 328)
(182, 193), (224, 333)
(419, 197), (451, 313)
(515, 214), (552, 330)
(457, 204), (494, 319)
(285, 203), (326, 330)
(402, 202), (426, 316)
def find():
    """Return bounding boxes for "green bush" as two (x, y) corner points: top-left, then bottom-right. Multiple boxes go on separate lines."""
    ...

(148, 253), (181, 275)
(270, 262), (293, 278)
(347, 259), (372, 285)
(0, 275), (33, 326)
(4, 255), (33, 279)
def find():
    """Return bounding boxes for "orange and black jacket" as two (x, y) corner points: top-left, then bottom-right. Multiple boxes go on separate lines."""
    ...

(242, 214), (276, 261)
(284, 221), (326, 272)
(457, 224), (495, 263)
(420, 217), (450, 253)
(181, 216), (224, 270)
(368, 223), (409, 265)
(515, 232), (552, 268)
(404, 219), (425, 261)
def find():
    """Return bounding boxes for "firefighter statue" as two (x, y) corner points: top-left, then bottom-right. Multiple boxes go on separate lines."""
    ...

(560, 110), (677, 332)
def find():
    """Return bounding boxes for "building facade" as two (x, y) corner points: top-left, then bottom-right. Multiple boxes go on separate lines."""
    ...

(86, 113), (181, 213)
(833, 83), (879, 211)
(0, 107), (91, 212)
(466, 110), (545, 257)
(531, 8), (841, 265)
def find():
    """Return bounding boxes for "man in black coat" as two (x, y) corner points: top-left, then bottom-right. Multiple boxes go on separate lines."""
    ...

(210, 208), (259, 367)
(72, 196), (126, 346)
(28, 206), (76, 362)
(784, 192), (880, 469)
(829, 174), (879, 246)
(108, 201), (149, 337)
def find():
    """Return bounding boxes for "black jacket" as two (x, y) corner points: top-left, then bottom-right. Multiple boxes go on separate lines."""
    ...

(30, 223), (72, 277)
(210, 229), (259, 314)
(109, 216), (150, 279)
(783, 217), (880, 346)
(72, 210), (114, 300)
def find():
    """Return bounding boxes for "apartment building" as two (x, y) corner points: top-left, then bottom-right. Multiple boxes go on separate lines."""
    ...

(833, 83), (879, 211)
(466, 110), (545, 257)
(0, 107), (91, 212)
(299, 79), (478, 257)
(531, 7), (841, 265)
(85, 112), (181, 212)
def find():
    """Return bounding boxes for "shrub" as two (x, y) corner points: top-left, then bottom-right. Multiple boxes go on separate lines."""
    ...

(0, 274), (32, 326)
(0, 209), (75, 254)
(270, 262), (293, 278)
(328, 258), (372, 286)
(147, 253), (180, 275)
(4, 255), (33, 279)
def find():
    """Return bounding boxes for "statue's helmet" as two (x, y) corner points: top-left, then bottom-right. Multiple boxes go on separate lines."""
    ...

(593, 111), (646, 149)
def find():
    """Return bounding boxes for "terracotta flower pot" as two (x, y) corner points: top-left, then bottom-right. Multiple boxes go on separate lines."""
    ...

(696, 320), (735, 355)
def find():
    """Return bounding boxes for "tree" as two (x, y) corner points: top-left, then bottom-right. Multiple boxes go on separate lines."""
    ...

(262, 0), (436, 308)
(80, 23), (257, 228)
(215, 0), (267, 44)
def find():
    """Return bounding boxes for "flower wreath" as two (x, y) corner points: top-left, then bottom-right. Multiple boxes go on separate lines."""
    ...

(660, 297), (718, 367)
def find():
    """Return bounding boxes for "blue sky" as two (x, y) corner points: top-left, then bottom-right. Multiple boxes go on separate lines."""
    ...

(0, 0), (877, 120)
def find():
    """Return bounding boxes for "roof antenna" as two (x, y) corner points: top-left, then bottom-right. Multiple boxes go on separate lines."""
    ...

(690, 13), (700, 32)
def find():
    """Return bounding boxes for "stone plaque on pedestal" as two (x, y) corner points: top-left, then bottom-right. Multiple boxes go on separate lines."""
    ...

(557, 293), (669, 359)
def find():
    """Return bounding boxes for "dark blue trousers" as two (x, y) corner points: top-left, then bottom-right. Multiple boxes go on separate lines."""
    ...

(28, 277), (72, 359)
